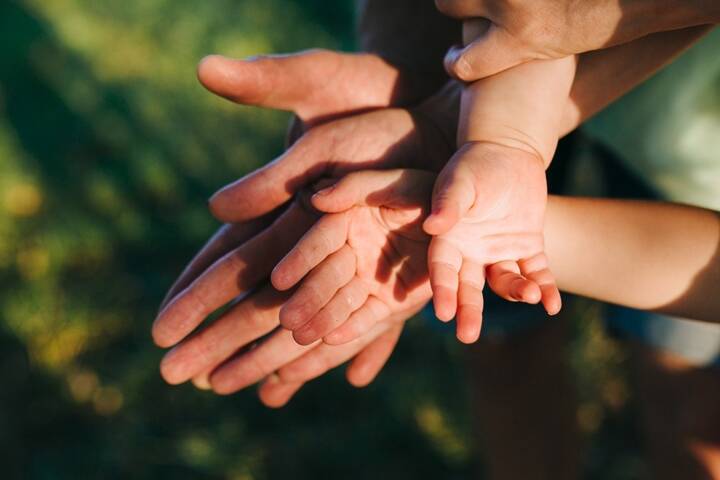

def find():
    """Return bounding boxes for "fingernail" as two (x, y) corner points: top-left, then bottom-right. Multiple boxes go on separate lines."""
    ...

(313, 185), (334, 198)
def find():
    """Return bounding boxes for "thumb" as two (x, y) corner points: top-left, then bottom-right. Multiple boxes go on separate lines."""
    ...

(444, 24), (530, 81)
(197, 49), (403, 125)
(423, 162), (475, 235)
(311, 169), (434, 213)
(209, 135), (327, 222)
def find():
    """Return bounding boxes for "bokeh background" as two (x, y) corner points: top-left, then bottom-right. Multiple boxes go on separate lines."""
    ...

(1, 1), (639, 478)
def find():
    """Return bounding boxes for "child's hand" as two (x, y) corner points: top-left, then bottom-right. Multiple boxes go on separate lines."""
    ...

(270, 170), (435, 346)
(423, 142), (562, 342)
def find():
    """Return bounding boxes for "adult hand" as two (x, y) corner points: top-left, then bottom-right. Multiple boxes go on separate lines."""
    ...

(435, 0), (720, 81)
(156, 52), (457, 403)
(157, 196), (423, 405)
(154, 106), (452, 384)
(161, 49), (452, 307)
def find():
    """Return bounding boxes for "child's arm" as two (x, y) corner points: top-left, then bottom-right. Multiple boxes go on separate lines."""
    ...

(547, 197), (720, 321)
(422, 22), (576, 339)
(490, 197), (720, 321)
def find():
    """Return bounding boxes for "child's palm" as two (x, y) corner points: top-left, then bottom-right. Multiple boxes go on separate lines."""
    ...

(271, 170), (433, 346)
(424, 142), (561, 343)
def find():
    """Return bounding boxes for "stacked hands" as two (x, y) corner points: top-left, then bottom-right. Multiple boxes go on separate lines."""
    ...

(151, 1), (627, 406)
(151, 42), (569, 406)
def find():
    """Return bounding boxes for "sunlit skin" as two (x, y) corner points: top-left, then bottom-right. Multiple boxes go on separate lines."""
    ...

(423, 143), (560, 341)
(271, 170), (433, 346)
(157, 21), (714, 405)
(421, 25), (575, 340)
(154, 49), (455, 404)
(435, 0), (720, 81)
(272, 166), (552, 346)
(276, 168), (720, 339)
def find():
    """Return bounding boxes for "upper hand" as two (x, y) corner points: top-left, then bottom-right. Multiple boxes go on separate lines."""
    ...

(435, 0), (708, 81)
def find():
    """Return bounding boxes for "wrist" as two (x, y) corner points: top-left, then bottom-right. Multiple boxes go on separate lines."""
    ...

(410, 81), (461, 171)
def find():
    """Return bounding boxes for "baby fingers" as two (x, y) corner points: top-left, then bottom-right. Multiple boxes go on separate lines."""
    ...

(279, 244), (356, 331)
(519, 254), (562, 315)
(486, 254), (562, 316)
(292, 277), (370, 346)
(428, 237), (463, 322)
(486, 260), (542, 304)
(272, 212), (349, 291)
(456, 260), (485, 344)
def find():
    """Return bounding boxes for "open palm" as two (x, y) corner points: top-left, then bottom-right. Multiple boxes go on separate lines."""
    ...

(424, 142), (561, 343)
(271, 170), (436, 346)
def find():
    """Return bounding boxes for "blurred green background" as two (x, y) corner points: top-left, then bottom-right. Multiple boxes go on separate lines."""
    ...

(0, 1), (640, 478)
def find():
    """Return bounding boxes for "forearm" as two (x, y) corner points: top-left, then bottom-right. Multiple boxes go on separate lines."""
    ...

(560, 25), (714, 135)
(545, 196), (720, 322)
(615, 0), (720, 45)
(356, 0), (461, 103)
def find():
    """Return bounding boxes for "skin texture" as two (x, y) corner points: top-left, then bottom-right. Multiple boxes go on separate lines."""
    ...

(272, 170), (434, 346)
(158, 5), (713, 406)
(155, 50), (457, 404)
(422, 46), (574, 339)
(435, 0), (720, 80)
(273, 168), (552, 346)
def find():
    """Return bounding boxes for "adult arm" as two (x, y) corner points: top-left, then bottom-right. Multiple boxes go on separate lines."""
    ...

(436, 0), (720, 79)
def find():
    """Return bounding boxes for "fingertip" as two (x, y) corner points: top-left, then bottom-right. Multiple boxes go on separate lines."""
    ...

(433, 300), (456, 323)
(311, 189), (351, 214)
(279, 303), (306, 331)
(423, 214), (453, 236)
(258, 375), (293, 409)
(196, 54), (227, 89)
(456, 305), (483, 344)
(159, 349), (186, 385)
(270, 265), (293, 292)
(457, 327), (481, 345)
(151, 320), (178, 349)
(545, 295), (562, 316)
(207, 189), (231, 221)
(444, 46), (476, 82)
(521, 285), (543, 305)
(259, 393), (289, 409)
(208, 374), (237, 396)
(346, 364), (373, 388)
(292, 327), (319, 347)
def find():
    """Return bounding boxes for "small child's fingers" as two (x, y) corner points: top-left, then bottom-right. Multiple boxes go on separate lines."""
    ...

(292, 278), (370, 346)
(312, 169), (434, 213)
(456, 260), (485, 344)
(423, 163), (476, 236)
(323, 296), (389, 345)
(428, 237), (462, 321)
(519, 254), (562, 315)
(271, 213), (349, 291)
(486, 261), (542, 304)
(279, 244), (356, 330)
